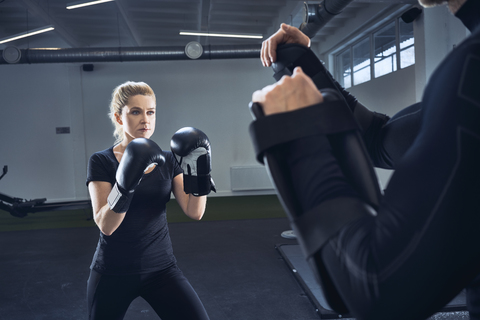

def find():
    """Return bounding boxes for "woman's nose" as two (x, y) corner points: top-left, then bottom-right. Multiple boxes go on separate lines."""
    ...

(140, 113), (149, 123)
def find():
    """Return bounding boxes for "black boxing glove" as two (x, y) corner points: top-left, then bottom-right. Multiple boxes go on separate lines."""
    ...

(170, 127), (216, 196)
(108, 138), (165, 213)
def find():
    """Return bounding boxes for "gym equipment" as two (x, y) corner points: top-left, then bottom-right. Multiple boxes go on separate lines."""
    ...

(0, 165), (90, 218)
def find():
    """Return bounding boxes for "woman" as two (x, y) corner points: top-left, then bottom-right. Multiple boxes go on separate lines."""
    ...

(86, 81), (210, 320)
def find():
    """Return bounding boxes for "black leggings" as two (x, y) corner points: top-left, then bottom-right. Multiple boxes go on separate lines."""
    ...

(285, 41), (480, 319)
(87, 265), (210, 320)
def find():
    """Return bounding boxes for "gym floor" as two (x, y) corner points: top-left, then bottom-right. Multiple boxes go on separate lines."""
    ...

(0, 195), (321, 320)
(0, 195), (471, 320)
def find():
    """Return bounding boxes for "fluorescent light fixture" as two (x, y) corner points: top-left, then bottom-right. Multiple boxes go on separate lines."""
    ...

(180, 31), (263, 39)
(0, 25), (55, 44)
(30, 48), (62, 50)
(66, 0), (114, 10)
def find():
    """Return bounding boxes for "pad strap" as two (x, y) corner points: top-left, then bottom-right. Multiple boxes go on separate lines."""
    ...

(249, 97), (358, 164)
(273, 44), (325, 81)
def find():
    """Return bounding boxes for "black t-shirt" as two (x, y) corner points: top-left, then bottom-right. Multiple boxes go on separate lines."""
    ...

(86, 146), (182, 275)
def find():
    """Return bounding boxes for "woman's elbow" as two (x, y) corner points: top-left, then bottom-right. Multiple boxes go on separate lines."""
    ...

(188, 209), (205, 221)
(100, 228), (115, 236)
(94, 216), (115, 236)
(97, 223), (114, 236)
(191, 212), (204, 221)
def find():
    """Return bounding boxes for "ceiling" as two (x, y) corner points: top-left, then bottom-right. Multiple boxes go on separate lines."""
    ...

(0, 0), (417, 50)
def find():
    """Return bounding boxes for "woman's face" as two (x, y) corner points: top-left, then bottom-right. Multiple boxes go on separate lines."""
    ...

(117, 94), (156, 142)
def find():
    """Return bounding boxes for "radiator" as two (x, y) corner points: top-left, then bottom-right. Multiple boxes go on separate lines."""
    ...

(230, 166), (274, 191)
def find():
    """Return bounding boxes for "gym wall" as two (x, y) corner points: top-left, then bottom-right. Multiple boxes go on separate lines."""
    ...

(0, 58), (274, 201)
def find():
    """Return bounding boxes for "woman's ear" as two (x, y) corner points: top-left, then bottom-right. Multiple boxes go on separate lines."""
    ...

(115, 113), (123, 125)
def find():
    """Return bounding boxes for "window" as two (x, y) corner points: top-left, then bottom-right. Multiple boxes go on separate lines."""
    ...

(336, 49), (352, 88)
(335, 16), (415, 88)
(399, 18), (415, 68)
(353, 38), (371, 85)
(374, 22), (397, 78)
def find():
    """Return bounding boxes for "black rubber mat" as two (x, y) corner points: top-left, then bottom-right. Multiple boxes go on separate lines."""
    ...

(276, 244), (469, 320)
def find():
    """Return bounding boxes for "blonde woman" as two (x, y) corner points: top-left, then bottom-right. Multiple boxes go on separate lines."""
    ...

(86, 81), (213, 320)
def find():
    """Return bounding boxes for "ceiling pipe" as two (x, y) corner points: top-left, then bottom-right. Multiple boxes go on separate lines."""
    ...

(0, 44), (261, 64)
(299, 0), (354, 38)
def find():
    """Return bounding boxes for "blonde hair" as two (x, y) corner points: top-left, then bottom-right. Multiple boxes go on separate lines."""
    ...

(109, 81), (156, 144)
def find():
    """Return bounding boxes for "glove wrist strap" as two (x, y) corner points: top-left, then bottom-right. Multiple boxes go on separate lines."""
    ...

(107, 182), (133, 213)
(183, 174), (216, 196)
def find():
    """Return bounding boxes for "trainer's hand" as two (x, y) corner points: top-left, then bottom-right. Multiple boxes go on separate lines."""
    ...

(261, 23), (310, 67)
(252, 67), (323, 116)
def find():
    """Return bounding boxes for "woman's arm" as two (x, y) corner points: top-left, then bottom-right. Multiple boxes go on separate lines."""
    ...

(172, 173), (206, 220)
(88, 181), (126, 236)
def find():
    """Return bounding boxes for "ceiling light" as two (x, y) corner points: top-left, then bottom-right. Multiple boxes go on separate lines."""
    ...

(179, 31), (263, 39)
(0, 25), (55, 44)
(66, 0), (114, 10)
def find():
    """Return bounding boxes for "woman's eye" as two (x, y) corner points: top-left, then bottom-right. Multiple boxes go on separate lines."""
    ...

(148, 111), (155, 115)
(131, 110), (139, 115)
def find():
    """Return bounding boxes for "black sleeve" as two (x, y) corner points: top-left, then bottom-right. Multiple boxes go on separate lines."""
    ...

(168, 151), (183, 177)
(366, 102), (422, 169)
(86, 152), (116, 186)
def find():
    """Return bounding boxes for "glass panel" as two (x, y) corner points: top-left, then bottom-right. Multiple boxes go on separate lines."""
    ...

(353, 37), (371, 85)
(374, 22), (397, 78)
(399, 18), (415, 68)
(336, 49), (351, 89)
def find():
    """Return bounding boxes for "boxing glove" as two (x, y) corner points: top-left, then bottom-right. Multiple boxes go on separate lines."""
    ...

(108, 138), (165, 213)
(170, 127), (216, 196)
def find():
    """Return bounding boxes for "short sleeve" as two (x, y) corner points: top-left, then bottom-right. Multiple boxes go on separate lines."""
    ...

(167, 151), (183, 178)
(86, 151), (116, 186)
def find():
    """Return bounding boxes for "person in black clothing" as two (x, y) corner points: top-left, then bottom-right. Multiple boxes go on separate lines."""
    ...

(86, 81), (213, 320)
(250, 0), (480, 319)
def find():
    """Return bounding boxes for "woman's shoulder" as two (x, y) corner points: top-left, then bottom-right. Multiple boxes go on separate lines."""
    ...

(162, 150), (174, 160)
(90, 146), (116, 163)
(87, 146), (116, 185)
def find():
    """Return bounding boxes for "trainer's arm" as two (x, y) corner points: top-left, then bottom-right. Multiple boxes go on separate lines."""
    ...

(172, 173), (206, 221)
(88, 181), (126, 236)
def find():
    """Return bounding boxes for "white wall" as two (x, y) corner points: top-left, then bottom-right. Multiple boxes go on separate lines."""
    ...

(0, 58), (276, 201)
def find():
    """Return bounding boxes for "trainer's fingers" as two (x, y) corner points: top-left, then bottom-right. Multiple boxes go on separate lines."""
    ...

(261, 38), (273, 67)
(266, 25), (288, 66)
(267, 40), (277, 66)
(260, 40), (267, 67)
(252, 89), (264, 103)
(292, 66), (304, 75)
(292, 67), (314, 88)
(291, 67), (324, 105)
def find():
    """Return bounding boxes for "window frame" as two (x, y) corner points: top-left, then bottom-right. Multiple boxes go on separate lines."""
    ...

(334, 16), (414, 88)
